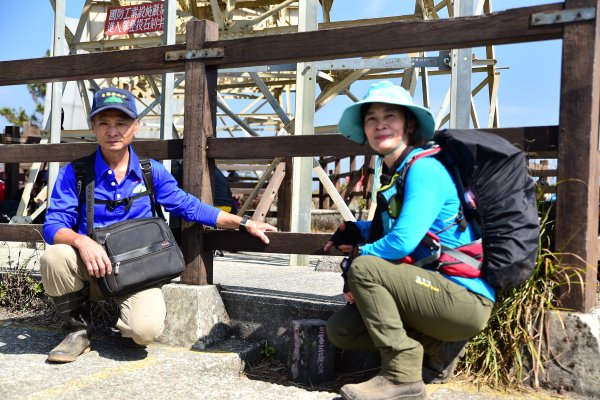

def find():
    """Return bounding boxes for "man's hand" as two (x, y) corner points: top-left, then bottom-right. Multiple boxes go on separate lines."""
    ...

(73, 234), (112, 278)
(244, 219), (277, 244)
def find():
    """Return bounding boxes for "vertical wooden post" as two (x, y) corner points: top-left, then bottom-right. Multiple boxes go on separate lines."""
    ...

(180, 20), (219, 285)
(3, 126), (21, 201)
(318, 157), (325, 210)
(555, 0), (599, 312)
(278, 157), (293, 232)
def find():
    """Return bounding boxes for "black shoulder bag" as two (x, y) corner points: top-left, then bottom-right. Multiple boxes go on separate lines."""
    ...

(73, 154), (185, 297)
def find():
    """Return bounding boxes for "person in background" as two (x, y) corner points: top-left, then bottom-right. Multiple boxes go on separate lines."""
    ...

(40, 87), (276, 363)
(324, 81), (494, 400)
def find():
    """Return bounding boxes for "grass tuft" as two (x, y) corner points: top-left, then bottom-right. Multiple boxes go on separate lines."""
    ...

(457, 200), (585, 389)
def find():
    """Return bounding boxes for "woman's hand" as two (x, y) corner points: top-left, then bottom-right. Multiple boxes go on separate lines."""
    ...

(324, 221), (360, 253)
(343, 291), (355, 304)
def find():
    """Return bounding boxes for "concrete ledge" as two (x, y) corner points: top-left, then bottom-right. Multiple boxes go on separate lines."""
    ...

(159, 283), (231, 349)
(536, 308), (600, 397)
(220, 287), (344, 361)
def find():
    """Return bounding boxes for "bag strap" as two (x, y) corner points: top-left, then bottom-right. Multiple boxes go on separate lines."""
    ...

(412, 232), (482, 271)
(85, 171), (95, 236)
(440, 242), (482, 270)
(72, 152), (96, 235)
(139, 158), (166, 220)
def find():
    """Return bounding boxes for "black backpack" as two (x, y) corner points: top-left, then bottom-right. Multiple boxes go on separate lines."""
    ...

(430, 129), (540, 290)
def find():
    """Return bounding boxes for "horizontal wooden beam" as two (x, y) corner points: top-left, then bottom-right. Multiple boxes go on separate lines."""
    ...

(4, 225), (344, 258)
(0, 126), (559, 163)
(0, 140), (183, 163)
(204, 230), (341, 255)
(0, 225), (44, 242)
(207, 126), (559, 159)
(0, 3), (565, 86)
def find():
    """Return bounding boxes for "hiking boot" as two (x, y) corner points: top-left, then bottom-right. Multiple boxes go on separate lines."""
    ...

(340, 375), (426, 400)
(47, 285), (92, 363)
(47, 330), (91, 363)
(414, 334), (467, 384)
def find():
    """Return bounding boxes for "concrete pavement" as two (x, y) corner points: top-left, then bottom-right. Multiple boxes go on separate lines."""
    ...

(0, 250), (596, 399)
(2, 321), (590, 400)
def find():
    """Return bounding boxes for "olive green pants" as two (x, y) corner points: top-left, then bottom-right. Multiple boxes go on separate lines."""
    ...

(41, 244), (166, 345)
(326, 255), (493, 383)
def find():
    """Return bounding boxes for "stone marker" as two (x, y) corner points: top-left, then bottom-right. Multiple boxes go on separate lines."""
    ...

(288, 318), (336, 385)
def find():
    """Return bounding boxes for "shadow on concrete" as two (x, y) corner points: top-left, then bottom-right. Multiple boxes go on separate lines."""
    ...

(0, 323), (57, 356)
(221, 285), (346, 304)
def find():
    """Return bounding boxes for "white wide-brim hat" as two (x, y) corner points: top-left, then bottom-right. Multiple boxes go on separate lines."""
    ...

(338, 80), (435, 144)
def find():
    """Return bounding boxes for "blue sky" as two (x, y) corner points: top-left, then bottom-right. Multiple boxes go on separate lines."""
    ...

(0, 0), (560, 130)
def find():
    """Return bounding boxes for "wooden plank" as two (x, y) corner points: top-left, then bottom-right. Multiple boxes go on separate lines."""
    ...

(529, 169), (557, 178)
(252, 162), (286, 222)
(0, 224), (44, 242)
(0, 225), (342, 255)
(179, 20), (219, 286)
(554, 0), (600, 312)
(0, 4), (564, 86)
(0, 44), (184, 86)
(204, 230), (341, 255)
(207, 127), (559, 159)
(0, 126), (559, 164)
(485, 126), (558, 157)
(0, 140), (182, 163)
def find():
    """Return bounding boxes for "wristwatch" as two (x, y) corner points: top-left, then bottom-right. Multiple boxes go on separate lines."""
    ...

(239, 214), (251, 231)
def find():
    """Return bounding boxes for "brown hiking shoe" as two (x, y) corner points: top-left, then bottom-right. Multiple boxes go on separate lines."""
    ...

(340, 375), (426, 400)
(47, 329), (91, 363)
(421, 339), (467, 384)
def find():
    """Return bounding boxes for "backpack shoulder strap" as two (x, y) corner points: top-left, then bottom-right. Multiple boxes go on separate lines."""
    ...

(394, 146), (441, 201)
(138, 158), (166, 220)
(71, 152), (96, 235)
(72, 152), (96, 208)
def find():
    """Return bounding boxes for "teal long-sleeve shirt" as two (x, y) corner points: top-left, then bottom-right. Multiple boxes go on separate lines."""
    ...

(355, 150), (495, 302)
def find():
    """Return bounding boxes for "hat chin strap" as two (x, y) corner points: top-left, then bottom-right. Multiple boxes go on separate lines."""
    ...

(379, 141), (405, 158)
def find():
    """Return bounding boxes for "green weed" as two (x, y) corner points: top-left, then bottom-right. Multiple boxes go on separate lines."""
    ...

(261, 341), (276, 358)
(0, 244), (48, 312)
(458, 198), (585, 389)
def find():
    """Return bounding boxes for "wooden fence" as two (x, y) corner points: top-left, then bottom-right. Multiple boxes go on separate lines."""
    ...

(0, 1), (597, 312)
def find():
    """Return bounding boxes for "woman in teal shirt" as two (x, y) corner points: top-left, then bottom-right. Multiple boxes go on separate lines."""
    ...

(324, 81), (494, 400)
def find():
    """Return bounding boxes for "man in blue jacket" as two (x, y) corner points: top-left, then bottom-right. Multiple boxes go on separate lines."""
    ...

(41, 87), (276, 363)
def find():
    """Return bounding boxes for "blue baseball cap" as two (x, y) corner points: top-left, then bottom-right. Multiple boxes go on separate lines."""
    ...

(89, 87), (138, 119)
(338, 80), (435, 144)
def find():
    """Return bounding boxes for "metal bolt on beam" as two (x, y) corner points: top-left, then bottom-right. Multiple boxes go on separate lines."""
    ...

(531, 7), (595, 26)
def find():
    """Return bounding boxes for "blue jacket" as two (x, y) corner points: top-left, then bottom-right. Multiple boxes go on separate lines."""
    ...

(43, 146), (220, 244)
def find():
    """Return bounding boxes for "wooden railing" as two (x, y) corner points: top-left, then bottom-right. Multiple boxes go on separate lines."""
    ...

(0, 1), (597, 312)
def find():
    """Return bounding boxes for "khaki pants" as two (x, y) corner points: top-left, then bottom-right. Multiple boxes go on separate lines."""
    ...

(326, 255), (493, 383)
(41, 244), (166, 345)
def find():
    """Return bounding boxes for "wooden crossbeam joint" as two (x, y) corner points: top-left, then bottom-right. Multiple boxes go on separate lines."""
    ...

(531, 7), (595, 26)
